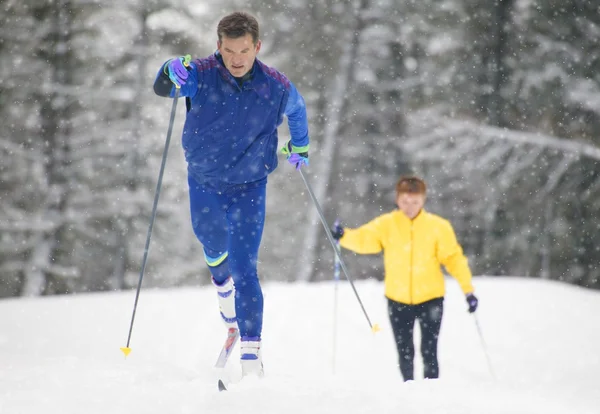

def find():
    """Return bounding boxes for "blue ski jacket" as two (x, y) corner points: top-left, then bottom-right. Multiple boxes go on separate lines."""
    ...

(153, 52), (309, 191)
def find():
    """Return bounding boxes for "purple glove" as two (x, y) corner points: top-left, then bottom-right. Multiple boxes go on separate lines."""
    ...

(166, 55), (191, 87)
(287, 153), (309, 170)
(466, 293), (478, 313)
(281, 140), (309, 170)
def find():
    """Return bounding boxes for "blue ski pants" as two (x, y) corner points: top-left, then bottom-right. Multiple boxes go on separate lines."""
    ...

(188, 175), (266, 338)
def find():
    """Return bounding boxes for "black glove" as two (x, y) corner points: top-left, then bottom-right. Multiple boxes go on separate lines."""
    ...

(331, 222), (344, 240)
(466, 293), (478, 313)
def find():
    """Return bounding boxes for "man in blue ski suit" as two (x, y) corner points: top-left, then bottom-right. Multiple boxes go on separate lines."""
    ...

(153, 11), (309, 377)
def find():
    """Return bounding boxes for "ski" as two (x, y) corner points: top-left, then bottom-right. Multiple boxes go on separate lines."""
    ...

(215, 327), (239, 368)
(215, 327), (238, 391)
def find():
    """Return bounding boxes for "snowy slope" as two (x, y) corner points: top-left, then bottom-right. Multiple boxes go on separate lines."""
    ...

(1, 277), (599, 414)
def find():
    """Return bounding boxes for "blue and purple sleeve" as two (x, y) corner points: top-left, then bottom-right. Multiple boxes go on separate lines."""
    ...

(284, 81), (309, 152)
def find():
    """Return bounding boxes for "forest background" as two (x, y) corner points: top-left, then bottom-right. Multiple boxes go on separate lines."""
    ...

(1, 0), (599, 297)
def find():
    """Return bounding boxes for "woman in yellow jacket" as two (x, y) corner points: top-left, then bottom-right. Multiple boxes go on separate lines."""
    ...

(332, 176), (478, 381)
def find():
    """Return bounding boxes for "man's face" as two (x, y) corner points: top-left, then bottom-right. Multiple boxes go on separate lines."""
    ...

(217, 34), (261, 77)
(396, 193), (425, 220)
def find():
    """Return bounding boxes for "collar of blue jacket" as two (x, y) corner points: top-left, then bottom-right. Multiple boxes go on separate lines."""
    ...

(213, 50), (255, 87)
(213, 50), (263, 91)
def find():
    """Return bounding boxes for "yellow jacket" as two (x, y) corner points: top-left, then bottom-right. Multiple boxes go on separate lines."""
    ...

(340, 209), (474, 305)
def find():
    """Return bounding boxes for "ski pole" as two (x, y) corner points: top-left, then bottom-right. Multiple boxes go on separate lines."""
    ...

(332, 221), (341, 374)
(298, 169), (379, 333)
(121, 87), (181, 357)
(473, 313), (496, 379)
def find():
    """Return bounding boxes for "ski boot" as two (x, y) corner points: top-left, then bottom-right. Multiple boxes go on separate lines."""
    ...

(240, 336), (264, 378)
(212, 276), (237, 330)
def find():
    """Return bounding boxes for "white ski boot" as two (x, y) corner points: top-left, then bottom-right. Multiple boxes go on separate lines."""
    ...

(212, 276), (237, 330)
(240, 337), (264, 378)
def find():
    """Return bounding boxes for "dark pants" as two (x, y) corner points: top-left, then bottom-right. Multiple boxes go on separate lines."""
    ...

(387, 297), (444, 381)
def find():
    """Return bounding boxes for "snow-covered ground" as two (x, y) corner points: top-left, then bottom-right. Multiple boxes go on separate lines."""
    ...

(1, 277), (598, 414)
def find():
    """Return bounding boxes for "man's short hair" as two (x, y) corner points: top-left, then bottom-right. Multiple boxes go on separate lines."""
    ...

(217, 12), (260, 44)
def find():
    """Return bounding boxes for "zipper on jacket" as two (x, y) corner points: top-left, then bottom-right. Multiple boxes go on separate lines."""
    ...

(410, 222), (414, 304)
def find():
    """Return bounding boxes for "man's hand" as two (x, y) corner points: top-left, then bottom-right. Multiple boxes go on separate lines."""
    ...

(466, 293), (478, 313)
(166, 55), (192, 87)
(281, 140), (309, 170)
